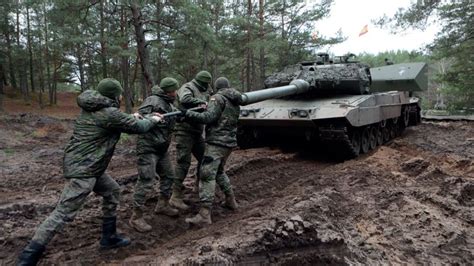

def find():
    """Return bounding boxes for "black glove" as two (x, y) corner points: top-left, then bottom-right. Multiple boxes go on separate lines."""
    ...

(178, 107), (188, 117)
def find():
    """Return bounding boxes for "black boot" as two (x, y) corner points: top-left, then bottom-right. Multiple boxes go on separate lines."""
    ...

(99, 217), (131, 250)
(17, 240), (45, 266)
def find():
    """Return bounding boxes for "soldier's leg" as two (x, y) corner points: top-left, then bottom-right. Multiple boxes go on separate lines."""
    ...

(129, 154), (158, 232)
(185, 145), (221, 226)
(174, 133), (195, 190)
(156, 152), (175, 199)
(32, 178), (96, 246)
(215, 147), (233, 196)
(198, 145), (223, 208)
(94, 173), (130, 248)
(18, 178), (96, 264)
(93, 173), (121, 218)
(191, 134), (206, 181)
(133, 153), (158, 209)
(154, 152), (179, 216)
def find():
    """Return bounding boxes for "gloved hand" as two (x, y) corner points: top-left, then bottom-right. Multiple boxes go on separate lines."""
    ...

(150, 113), (164, 123)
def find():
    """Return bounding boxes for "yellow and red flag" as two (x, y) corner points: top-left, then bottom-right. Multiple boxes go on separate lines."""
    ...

(359, 25), (368, 37)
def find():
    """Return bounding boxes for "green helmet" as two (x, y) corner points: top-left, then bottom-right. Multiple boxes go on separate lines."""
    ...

(159, 77), (179, 92)
(195, 71), (212, 84)
(97, 78), (123, 99)
(214, 77), (230, 90)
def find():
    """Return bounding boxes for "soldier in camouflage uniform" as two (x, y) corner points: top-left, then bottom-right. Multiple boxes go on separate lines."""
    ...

(184, 77), (241, 226)
(169, 71), (212, 210)
(129, 78), (180, 232)
(17, 78), (163, 266)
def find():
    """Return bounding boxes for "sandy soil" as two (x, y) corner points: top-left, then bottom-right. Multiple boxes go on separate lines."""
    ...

(0, 113), (472, 265)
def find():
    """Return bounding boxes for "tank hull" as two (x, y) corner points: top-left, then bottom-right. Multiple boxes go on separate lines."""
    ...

(238, 91), (421, 159)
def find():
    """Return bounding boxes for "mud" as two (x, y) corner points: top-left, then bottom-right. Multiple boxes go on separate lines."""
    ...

(0, 113), (473, 265)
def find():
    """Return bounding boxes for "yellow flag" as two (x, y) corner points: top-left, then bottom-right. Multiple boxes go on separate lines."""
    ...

(359, 25), (368, 37)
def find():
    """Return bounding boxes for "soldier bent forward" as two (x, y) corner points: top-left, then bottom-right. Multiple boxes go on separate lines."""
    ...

(17, 78), (163, 265)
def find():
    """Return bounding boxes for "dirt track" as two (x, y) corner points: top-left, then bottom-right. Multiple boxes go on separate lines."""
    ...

(0, 114), (473, 265)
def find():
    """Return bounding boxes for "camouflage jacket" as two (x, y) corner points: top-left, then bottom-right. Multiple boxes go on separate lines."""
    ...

(63, 90), (157, 179)
(136, 87), (177, 155)
(185, 88), (242, 148)
(174, 79), (210, 135)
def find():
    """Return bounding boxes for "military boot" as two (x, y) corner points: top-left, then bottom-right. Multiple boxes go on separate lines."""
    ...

(169, 187), (190, 211)
(128, 209), (152, 233)
(17, 240), (45, 266)
(100, 217), (131, 249)
(155, 196), (179, 217)
(224, 190), (239, 211)
(185, 207), (212, 226)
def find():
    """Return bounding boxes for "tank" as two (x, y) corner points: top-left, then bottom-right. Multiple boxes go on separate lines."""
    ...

(238, 53), (428, 159)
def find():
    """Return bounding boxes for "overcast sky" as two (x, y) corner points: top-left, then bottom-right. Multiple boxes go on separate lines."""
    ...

(311, 0), (440, 55)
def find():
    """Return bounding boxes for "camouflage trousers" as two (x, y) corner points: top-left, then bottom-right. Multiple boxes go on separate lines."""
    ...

(32, 173), (120, 246)
(174, 132), (205, 190)
(199, 144), (233, 207)
(133, 151), (175, 208)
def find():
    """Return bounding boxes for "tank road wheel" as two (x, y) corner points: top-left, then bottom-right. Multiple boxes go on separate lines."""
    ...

(402, 106), (410, 128)
(361, 127), (370, 154)
(389, 119), (398, 139)
(348, 129), (361, 157)
(237, 127), (257, 148)
(381, 121), (391, 143)
(369, 126), (378, 150)
(375, 125), (383, 146)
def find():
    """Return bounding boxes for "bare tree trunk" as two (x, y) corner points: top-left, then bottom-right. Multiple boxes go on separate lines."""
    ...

(121, 6), (132, 113)
(99, 0), (108, 78)
(155, 0), (163, 83)
(76, 46), (86, 91)
(131, 3), (153, 97)
(259, 0), (265, 88)
(212, 2), (220, 81)
(245, 0), (253, 92)
(17, 2), (29, 103)
(43, 2), (51, 98)
(3, 15), (17, 89)
(26, 4), (35, 93)
(203, 42), (209, 70)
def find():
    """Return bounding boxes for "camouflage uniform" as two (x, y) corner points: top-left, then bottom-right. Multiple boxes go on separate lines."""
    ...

(173, 79), (210, 190)
(133, 86), (176, 208)
(30, 89), (158, 246)
(185, 87), (242, 208)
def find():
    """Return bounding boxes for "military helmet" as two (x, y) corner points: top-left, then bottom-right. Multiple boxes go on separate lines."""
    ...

(214, 77), (230, 91)
(159, 77), (179, 92)
(97, 78), (123, 99)
(195, 71), (212, 84)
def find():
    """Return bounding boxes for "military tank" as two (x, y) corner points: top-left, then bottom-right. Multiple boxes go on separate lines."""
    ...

(237, 53), (428, 159)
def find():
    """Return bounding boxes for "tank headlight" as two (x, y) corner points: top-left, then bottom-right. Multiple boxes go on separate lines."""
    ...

(241, 110), (250, 117)
(298, 110), (308, 117)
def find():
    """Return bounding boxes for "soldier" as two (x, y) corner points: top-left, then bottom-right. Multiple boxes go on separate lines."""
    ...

(129, 78), (180, 232)
(169, 71), (212, 210)
(17, 78), (163, 265)
(183, 77), (240, 226)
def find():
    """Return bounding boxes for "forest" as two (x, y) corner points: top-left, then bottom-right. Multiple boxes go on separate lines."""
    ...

(0, 0), (472, 113)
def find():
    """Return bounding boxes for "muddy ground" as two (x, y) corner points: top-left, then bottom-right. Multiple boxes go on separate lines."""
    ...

(0, 113), (472, 265)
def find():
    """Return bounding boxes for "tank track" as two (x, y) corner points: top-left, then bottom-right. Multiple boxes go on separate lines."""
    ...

(318, 104), (421, 160)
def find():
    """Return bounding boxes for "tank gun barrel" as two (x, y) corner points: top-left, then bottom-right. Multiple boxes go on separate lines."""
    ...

(241, 79), (310, 106)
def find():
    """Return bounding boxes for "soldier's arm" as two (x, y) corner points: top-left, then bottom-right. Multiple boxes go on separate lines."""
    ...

(99, 108), (158, 134)
(178, 87), (207, 108)
(185, 96), (224, 124)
